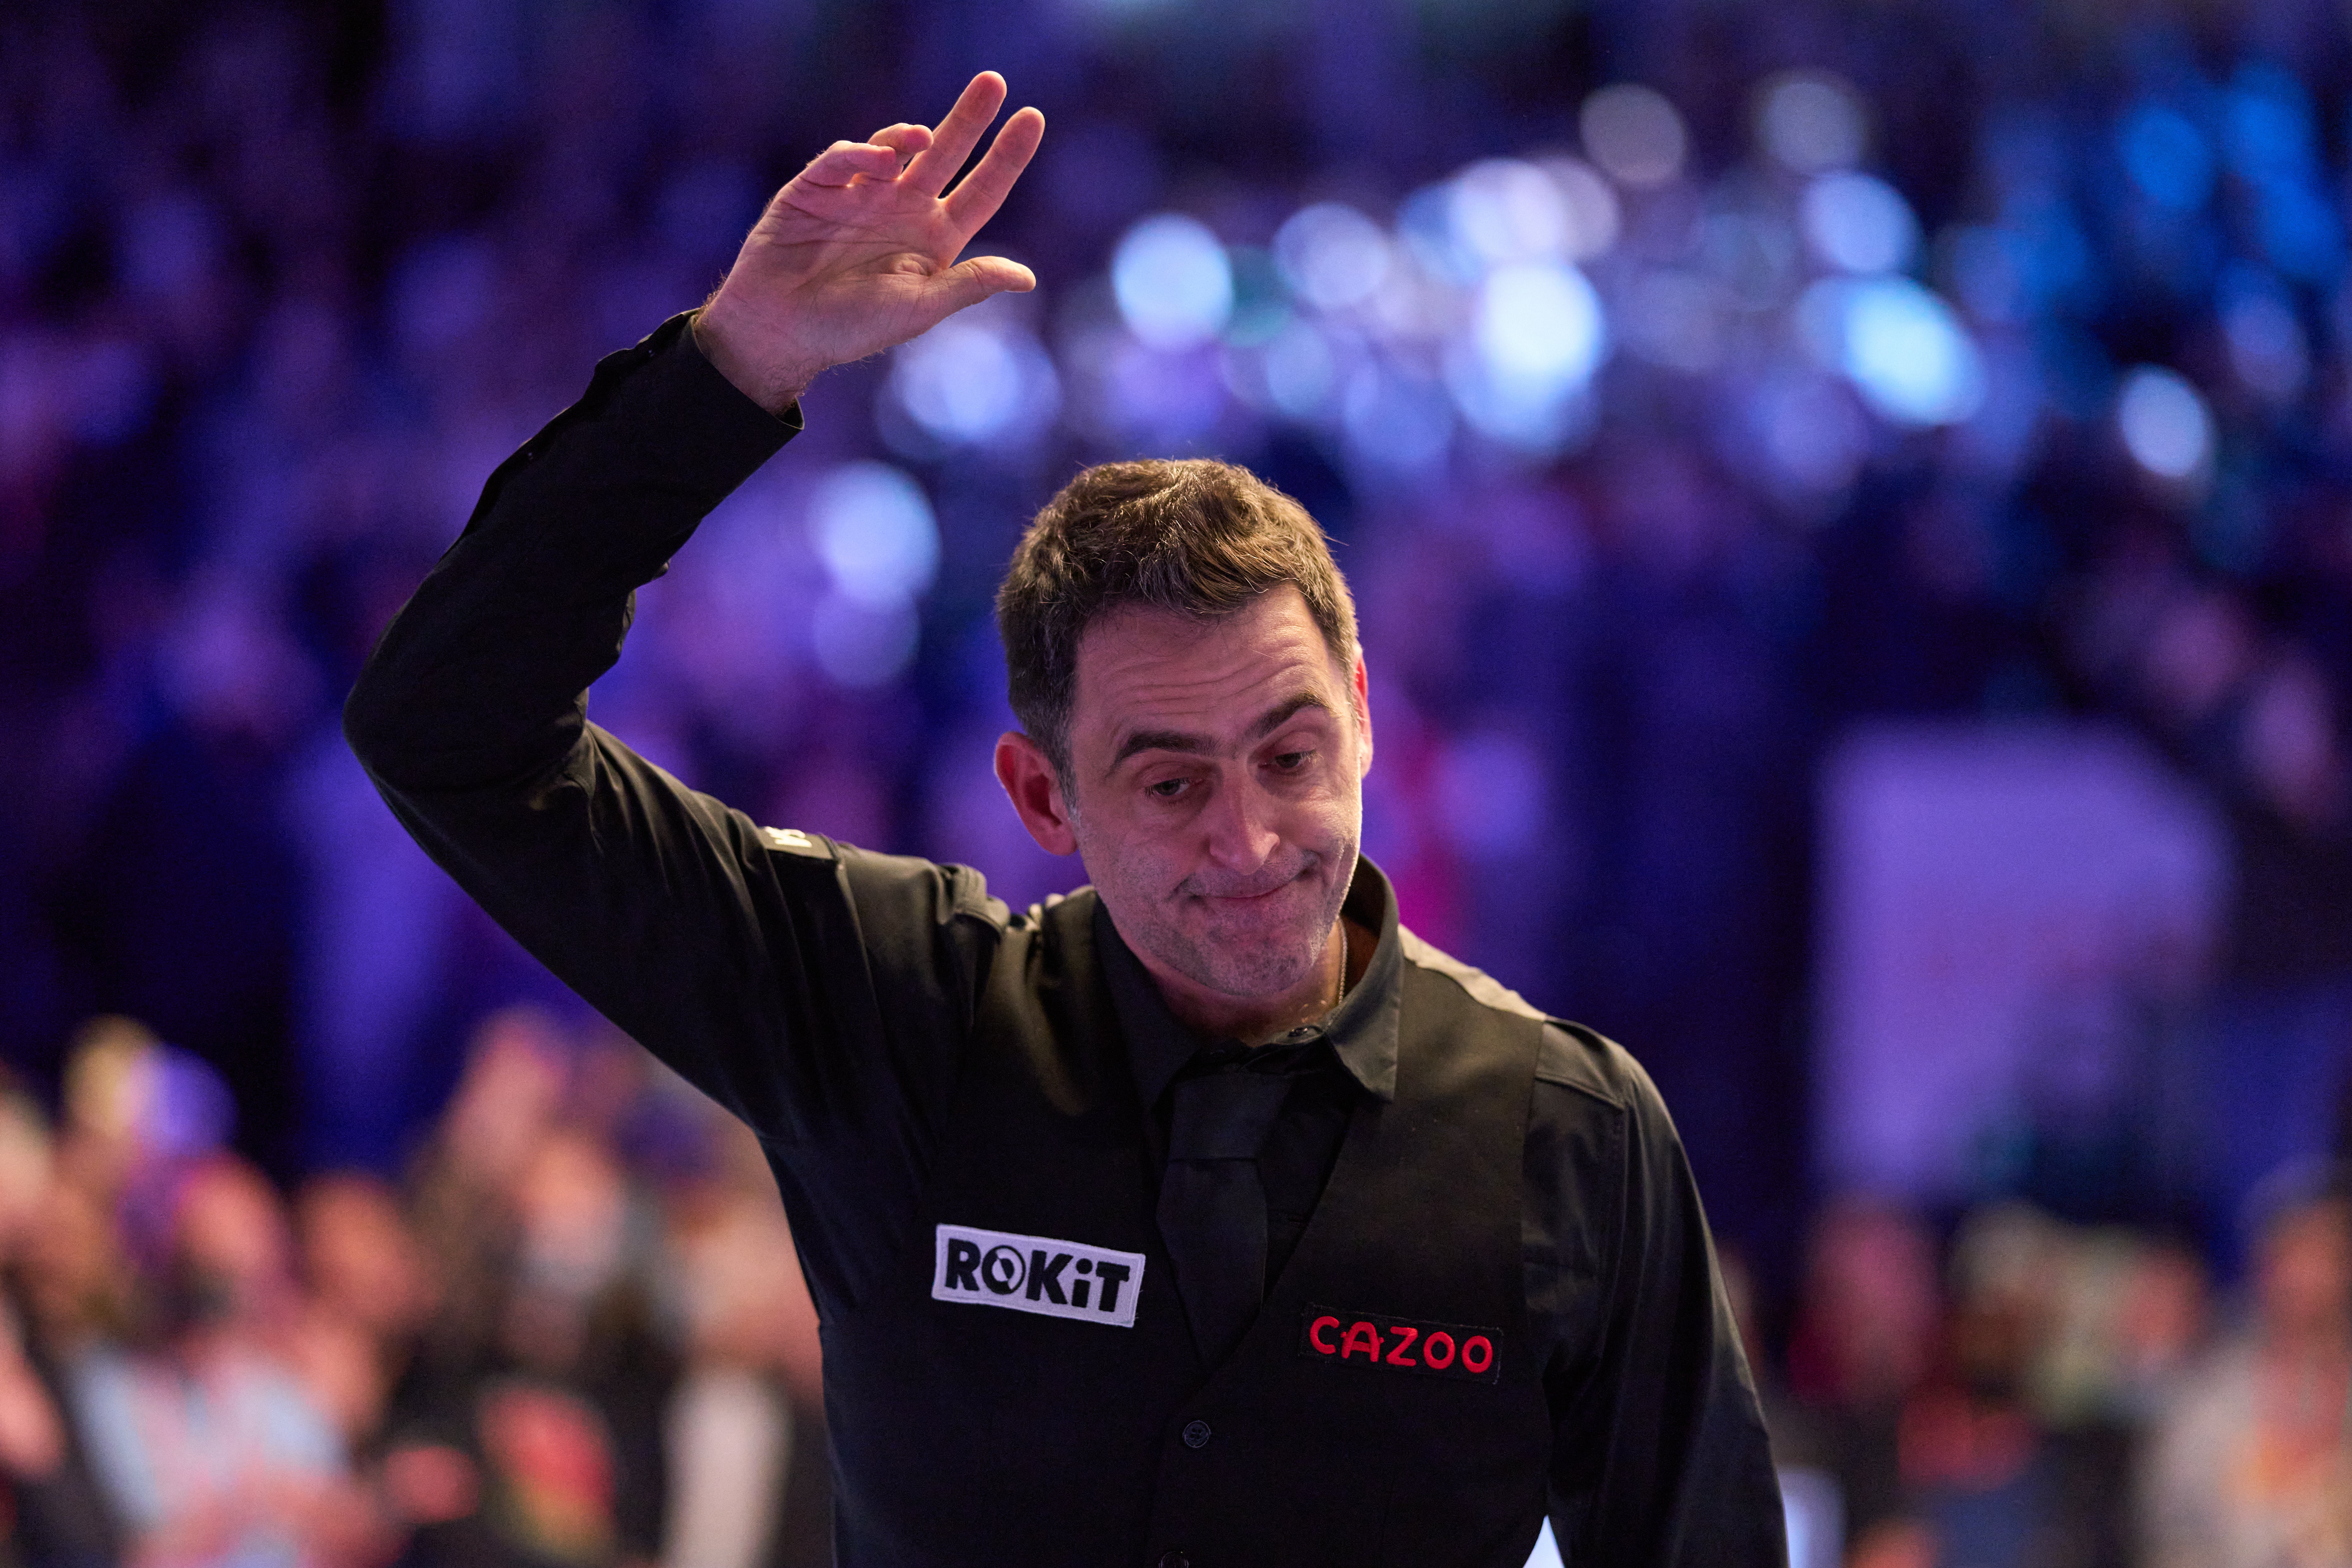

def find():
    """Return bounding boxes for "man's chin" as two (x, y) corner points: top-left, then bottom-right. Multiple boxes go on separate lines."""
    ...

(1173, 917), (1332, 999)
(1184, 955), (1323, 1002)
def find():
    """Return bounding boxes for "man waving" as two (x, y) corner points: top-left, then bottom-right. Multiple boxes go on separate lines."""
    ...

(346, 71), (1785, 1568)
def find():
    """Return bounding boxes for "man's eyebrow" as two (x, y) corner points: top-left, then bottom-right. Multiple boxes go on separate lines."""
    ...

(1104, 691), (1333, 778)
(1247, 690), (1331, 741)
(1106, 728), (1209, 776)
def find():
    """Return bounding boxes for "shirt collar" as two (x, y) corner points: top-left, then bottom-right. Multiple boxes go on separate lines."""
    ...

(1094, 856), (1403, 1108)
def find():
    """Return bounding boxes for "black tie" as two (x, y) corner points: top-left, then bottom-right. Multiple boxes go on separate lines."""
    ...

(1157, 1056), (1294, 1364)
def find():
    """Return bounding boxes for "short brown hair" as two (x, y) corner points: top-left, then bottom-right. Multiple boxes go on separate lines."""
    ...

(997, 459), (1359, 784)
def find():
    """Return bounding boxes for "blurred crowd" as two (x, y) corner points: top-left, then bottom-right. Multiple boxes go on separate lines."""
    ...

(1742, 1177), (2352, 1568)
(0, 1010), (829, 1568)
(0, 1008), (2338, 1568)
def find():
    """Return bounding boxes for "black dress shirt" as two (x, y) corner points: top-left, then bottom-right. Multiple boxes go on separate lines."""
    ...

(343, 312), (1787, 1566)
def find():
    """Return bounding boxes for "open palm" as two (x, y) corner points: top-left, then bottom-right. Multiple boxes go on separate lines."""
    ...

(696, 72), (1046, 412)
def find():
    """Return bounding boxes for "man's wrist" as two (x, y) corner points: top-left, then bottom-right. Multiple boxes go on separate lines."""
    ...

(690, 301), (815, 417)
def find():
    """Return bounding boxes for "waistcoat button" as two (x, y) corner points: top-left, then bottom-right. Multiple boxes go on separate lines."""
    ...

(1181, 1419), (1213, 1449)
(1158, 1554), (1190, 1568)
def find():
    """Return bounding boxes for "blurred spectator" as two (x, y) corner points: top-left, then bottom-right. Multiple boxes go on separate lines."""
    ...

(477, 1127), (673, 1564)
(405, 1010), (568, 1370)
(16, 1180), (134, 1388)
(291, 1170), (457, 1544)
(0, 1010), (850, 1563)
(659, 1116), (823, 1568)
(52, 1020), (163, 1210)
(293, 1173), (437, 1431)
(2036, 1232), (2211, 1430)
(1768, 1199), (2223, 1567)
(2141, 1175), (2352, 1568)
(1898, 1205), (2073, 1568)
(70, 1153), (379, 1566)
(393, 1121), (673, 1568)
(1785, 1200), (1942, 1547)
(0, 1081), (121, 1567)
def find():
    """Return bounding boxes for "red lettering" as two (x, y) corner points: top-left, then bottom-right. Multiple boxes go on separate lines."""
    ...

(1296, 1308), (1508, 1378)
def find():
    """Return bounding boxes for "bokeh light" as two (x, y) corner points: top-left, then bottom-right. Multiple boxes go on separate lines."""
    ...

(2218, 271), (2309, 403)
(1579, 83), (1689, 188)
(1450, 159), (1572, 267)
(886, 315), (1062, 447)
(1475, 262), (1606, 392)
(1756, 71), (1869, 173)
(808, 462), (940, 608)
(1800, 173), (1920, 275)
(1111, 213), (1234, 349)
(1818, 276), (1986, 427)
(1272, 202), (1392, 312)
(1270, 206), (1374, 315)
(1447, 262), (1606, 452)
(1258, 318), (1343, 420)
(2116, 365), (2215, 481)
(1541, 157), (1623, 261)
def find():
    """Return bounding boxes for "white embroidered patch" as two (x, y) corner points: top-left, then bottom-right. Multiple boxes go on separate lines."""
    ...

(931, 1223), (1146, 1328)
(760, 826), (827, 858)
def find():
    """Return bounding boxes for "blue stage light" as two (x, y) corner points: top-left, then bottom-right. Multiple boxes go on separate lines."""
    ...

(1835, 277), (1985, 426)
(1112, 214), (1234, 349)
(809, 463), (940, 609)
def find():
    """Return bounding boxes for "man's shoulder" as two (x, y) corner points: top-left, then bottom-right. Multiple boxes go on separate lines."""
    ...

(1399, 926), (1548, 1022)
(794, 835), (1015, 931)
(1533, 1021), (1651, 1113)
(1398, 927), (1642, 1113)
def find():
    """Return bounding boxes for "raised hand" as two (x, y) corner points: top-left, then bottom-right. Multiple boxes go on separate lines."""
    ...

(693, 72), (1046, 414)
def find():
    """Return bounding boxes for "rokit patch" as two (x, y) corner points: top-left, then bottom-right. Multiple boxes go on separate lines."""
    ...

(932, 1224), (1146, 1328)
(1297, 1305), (1504, 1383)
(759, 826), (831, 859)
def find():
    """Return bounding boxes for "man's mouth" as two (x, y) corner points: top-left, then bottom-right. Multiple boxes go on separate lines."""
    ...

(1186, 866), (1312, 904)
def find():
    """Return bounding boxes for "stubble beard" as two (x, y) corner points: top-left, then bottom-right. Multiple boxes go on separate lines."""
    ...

(1087, 829), (1357, 1002)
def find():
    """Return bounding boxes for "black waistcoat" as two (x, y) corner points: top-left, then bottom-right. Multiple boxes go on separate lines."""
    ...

(819, 890), (1554, 1568)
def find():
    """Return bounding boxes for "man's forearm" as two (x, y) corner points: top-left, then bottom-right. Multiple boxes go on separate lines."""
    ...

(344, 313), (796, 794)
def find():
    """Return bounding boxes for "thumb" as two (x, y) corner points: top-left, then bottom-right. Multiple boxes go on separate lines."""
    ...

(922, 255), (1038, 319)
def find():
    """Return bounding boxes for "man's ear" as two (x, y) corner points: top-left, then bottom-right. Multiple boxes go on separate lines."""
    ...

(994, 731), (1079, 856)
(1351, 652), (1374, 778)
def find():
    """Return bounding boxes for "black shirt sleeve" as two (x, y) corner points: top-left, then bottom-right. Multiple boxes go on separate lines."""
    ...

(1527, 1027), (1787, 1567)
(343, 314), (1008, 1315)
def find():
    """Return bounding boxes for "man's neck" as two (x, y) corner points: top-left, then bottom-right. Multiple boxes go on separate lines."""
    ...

(1154, 917), (1369, 1046)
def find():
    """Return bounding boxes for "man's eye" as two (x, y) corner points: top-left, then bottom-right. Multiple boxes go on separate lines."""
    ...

(1270, 751), (1313, 772)
(1146, 778), (1189, 800)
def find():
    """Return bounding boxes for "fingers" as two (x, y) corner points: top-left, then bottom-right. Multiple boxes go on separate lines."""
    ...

(800, 139), (908, 188)
(900, 71), (1009, 198)
(943, 105), (1044, 237)
(923, 255), (1038, 321)
(868, 122), (934, 159)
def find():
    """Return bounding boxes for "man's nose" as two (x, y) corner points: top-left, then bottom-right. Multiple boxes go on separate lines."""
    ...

(1200, 772), (1281, 868)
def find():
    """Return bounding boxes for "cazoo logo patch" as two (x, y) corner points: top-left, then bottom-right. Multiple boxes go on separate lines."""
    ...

(1297, 1305), (1504, 1383)
(932, 1224), (1146, 1328)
